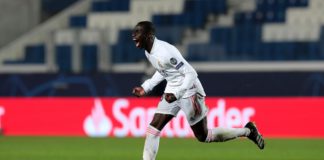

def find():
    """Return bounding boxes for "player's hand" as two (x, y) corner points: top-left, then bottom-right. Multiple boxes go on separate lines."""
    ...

(165, 93), (177, 103)
(132, 86), (146, 97)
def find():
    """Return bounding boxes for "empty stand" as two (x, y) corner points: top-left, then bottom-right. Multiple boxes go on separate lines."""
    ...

(188, 0), (324, 61)
(91, 0), (130, 12)
(3, 0), (324, 72)
(5, 44), (45, 64)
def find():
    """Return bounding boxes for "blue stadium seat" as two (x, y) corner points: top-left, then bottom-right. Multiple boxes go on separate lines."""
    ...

(91, 0), (130, 12)
(4, 44), (45, 64)
(289, 0), (309, 7)
(24, 45), (46, 63)
(257, 0), (287, 12)
(117, 29), (132, 43)
(256, 0), (308, 11)
(44, 0), (320, 65)
(82, 45), (98, 72)
(319, 27), (324, 58)
(111, 29), (146, 63)
(210, 27), (232, 44)
(42, 0), (78, 13)
(111, 44), (145, 63)
(187, 43), (226, 61)
(279, 42), (295, 60)
(153, 14), (196, 28)
(185, 0), (226, 15)
(307, 43), (319, 59)
(153, 0), (226, 29)
(56, 45), (72, 72)
(111, 45), (123, 63)
(69, 15), (87, 28)
(293, 42), (313, 60)
(156, 26), (184, 44)
(187, 44), (208, 61)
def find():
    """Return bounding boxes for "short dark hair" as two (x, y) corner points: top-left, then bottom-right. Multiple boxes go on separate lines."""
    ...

(137, 21), (155, 35)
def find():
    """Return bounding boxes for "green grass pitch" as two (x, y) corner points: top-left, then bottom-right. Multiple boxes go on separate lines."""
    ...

(0, 137), (324, 160)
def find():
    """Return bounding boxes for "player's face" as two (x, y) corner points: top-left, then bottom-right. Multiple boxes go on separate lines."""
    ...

(132, 25), (146, 49)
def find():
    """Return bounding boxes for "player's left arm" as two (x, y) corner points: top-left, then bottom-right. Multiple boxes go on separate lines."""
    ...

(174, 61), (197, 99)
(167, 49), (197, 101)
(133, 71), (165, 97)
(141, 71), (165, 94)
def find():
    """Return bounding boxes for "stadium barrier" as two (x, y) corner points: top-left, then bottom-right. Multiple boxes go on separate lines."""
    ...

(0, 97), (323, 138)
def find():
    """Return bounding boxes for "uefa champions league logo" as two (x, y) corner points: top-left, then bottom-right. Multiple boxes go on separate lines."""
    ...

(83, 99), (112, 137)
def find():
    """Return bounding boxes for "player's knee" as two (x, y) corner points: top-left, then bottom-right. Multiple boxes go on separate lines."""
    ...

(149, 118), (164, 131)
(149, 114), (173, 131)
(149, 120), (160, 130)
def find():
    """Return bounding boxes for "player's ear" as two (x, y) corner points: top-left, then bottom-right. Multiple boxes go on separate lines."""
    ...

(145, 34), (151, 41)
(148, 34), (154, 41)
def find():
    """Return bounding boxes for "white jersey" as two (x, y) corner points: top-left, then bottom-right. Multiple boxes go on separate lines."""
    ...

(141, 38), (206, 99)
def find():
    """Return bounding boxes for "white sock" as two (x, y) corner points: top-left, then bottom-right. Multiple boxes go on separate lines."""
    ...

(143, 125), (161, 160)
(205, 127), (250, 143)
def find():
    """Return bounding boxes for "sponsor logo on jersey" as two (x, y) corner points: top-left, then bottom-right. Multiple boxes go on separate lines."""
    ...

(175, 62), (184, 70)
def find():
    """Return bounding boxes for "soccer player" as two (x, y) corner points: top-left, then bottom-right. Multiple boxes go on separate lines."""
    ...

(132, 21), (265, 160)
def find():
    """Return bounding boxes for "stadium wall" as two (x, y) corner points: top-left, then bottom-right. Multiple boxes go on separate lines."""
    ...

(1, 72), (324, 97)
(0, 0), (40, 48)
(1, 71), (324, 138)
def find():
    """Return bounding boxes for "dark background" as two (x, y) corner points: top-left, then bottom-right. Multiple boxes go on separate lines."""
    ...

(1, 72), (324, 97)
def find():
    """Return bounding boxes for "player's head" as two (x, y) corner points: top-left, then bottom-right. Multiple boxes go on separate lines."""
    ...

(132, 21), (155, 49)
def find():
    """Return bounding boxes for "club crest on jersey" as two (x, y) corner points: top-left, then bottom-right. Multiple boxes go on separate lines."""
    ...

(170, 58), (178, 65)
(158, 61), (163, 68)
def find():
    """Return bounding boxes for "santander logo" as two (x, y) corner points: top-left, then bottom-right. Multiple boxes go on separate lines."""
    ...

(82, 98), (255, 138)
(208, 99), (255, 128)
(0, 106), (4, 130)
(83, 99), (112, 137)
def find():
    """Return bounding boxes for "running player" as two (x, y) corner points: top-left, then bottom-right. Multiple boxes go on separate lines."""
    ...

(131, 21), (265, 160)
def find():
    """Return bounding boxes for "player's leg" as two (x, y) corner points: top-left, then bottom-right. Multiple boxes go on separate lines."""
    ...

(143, 95), (181, 160)
(189, 116), (208, 142)
(191, 119), (265, 149)
(191, 117), (250, 142)
(149, 113), (174, 130)
(191, 117), (249, 142)
(244, 122), (265, 149)
(182, 94), (264, 149)
(143, 113), (173, 160)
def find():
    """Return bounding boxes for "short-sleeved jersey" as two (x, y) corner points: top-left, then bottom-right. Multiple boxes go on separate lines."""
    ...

(141, 38), (206, 99)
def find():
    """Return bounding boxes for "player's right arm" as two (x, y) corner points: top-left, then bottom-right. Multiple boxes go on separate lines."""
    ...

(132, 71), (165, 97)
(141, 71), (165, 93)
(132, 86), (146, 97)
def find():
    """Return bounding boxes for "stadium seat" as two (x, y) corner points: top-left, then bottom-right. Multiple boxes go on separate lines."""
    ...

(155, 26), (184, 44)
(4, 44), (45, 64)
(42, 0), (78, 12)
(187, 43), (226, 61)
(91, 0), (130, 12)
(81, 45), (98, 72)
(69, 15), (87, 28)
(56, 45), (72, 72)
(24, 45), (46, 63)
(14, 0), (324, 69)
(153, 0), (226, 29)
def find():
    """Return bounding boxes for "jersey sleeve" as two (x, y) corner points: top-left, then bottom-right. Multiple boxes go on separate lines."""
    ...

(168, 47), (198, 99)
(141, 71), (165, 93)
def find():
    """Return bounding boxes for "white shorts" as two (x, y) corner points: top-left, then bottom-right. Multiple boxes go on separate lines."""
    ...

(155, 93), (209, 126)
